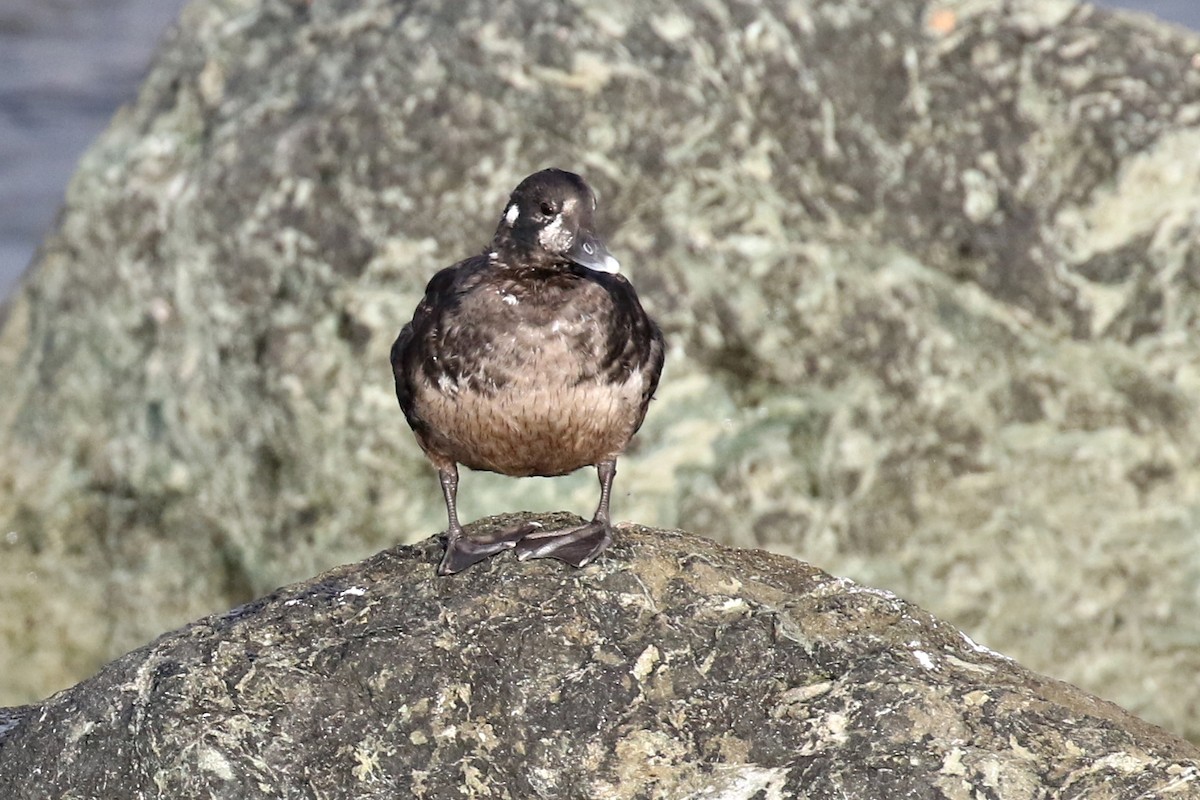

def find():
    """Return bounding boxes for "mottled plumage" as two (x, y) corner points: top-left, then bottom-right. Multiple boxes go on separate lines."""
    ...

(391, 169), (664, 574)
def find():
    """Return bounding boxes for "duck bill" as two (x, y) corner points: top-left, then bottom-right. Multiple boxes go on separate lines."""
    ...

(568, 231), (620, 274)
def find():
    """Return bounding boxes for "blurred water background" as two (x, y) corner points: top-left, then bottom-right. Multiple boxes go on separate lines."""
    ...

(0, 0), (189, 300)
(0, 0), (1196, 302)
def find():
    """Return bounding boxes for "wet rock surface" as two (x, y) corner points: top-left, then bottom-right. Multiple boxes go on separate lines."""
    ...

(2, 0), (1200, 745)
(1, 516), (1197, 799)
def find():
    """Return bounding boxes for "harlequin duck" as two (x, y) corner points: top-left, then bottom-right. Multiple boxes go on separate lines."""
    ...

(391, 168), (665, 575)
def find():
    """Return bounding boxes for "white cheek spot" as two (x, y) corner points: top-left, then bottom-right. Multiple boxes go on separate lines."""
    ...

(437, 374), (458, 394)
(539, 213), (570, 251)
(504, 204), (519, 226)
(551, 320), (562, 333)
(502, 293), (519, 306)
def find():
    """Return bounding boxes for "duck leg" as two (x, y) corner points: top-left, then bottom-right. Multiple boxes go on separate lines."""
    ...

(515, 459), (616, 568)
(437, 464), (532, 575)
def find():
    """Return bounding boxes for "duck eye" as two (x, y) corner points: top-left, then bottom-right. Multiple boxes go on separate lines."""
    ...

(539, 201), (557, 217)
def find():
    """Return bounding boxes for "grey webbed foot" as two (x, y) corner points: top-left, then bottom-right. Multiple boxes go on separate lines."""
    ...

(514, 519), (613, 568)
(438, 523), (537, 575)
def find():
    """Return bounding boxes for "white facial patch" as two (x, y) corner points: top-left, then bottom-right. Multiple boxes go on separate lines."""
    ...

(538, 212), (573, 253)
(503, 204), (519, 226)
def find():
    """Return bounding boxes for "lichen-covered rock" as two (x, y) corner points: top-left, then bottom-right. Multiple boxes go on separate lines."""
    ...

(3, 0), (1200, 745)
(0, 517), (1196, 799)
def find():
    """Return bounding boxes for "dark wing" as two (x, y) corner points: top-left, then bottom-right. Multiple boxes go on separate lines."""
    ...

(390, 257), (485, 432)
(389, 322), (420, 429)
(636, 319), (666, 432)
(588, 270), (665, 435)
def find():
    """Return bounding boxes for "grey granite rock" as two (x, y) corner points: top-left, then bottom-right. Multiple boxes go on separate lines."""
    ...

(3, 0), (1200, 745)
(1, 516), (1197, 799)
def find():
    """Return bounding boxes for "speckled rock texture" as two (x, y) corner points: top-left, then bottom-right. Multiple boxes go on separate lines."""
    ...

(3, 0), (1200, 744)
(1, 516), (1197, 799)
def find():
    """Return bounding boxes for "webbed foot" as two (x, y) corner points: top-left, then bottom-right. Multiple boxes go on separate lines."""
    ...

(514, 519), (612, 568)
(438, 523), (537, 575)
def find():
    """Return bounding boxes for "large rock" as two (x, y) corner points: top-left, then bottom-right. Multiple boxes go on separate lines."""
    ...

(2, 0), (1200, 743)
(1, 516), (1197, 799)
